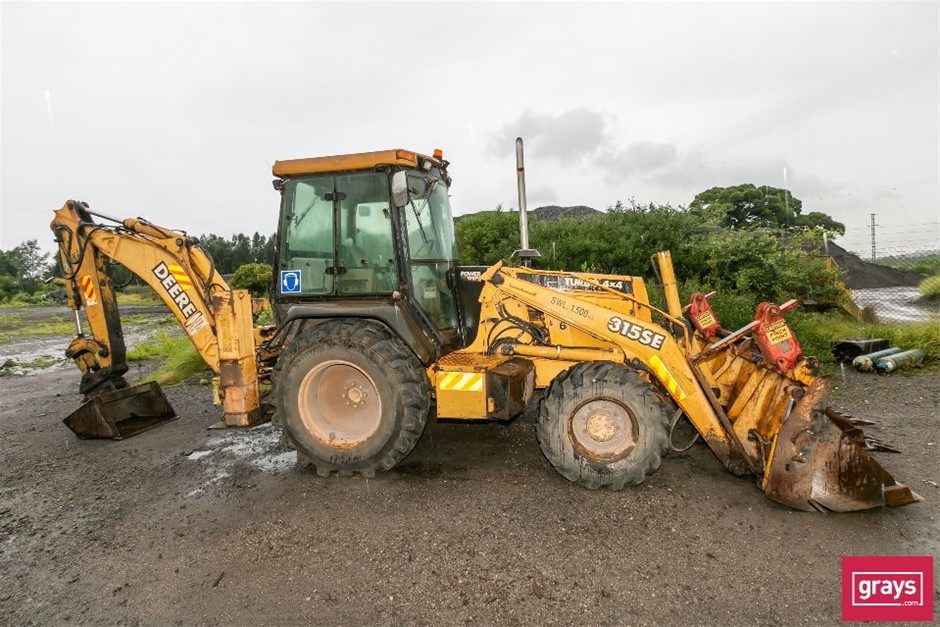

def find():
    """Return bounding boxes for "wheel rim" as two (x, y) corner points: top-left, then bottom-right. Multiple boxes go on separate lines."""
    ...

(297, 360), (382, 448)
(568, 398), (639, 462)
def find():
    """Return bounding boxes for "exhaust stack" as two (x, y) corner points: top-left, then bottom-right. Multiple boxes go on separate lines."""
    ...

(513, 137), (540, 266)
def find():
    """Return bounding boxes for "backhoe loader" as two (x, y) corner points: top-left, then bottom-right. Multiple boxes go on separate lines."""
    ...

(50, 141), (921, 512)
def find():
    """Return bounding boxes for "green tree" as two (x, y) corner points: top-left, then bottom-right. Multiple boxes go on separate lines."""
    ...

(250, 232), (276, 265)
(2, 240), (50, 292)
(12, 239), (49, 280)
(0, 240), (56, 301)
(689, 184), (802, 229)
(197, 232), (276, 274)
(793, 211), (845, 237)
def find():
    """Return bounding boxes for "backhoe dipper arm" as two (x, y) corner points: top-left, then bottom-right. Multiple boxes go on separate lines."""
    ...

(51, 200), (261, 426)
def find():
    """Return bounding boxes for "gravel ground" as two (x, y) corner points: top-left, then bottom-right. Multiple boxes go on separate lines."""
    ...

(1, 365), (937, 626)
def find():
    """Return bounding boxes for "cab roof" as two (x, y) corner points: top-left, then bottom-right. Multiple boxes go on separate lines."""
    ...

(272, 149), (441, 177)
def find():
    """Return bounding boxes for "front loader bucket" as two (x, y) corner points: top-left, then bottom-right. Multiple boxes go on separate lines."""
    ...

(762, 378), (922, 512)
(64, 381), (177, 440)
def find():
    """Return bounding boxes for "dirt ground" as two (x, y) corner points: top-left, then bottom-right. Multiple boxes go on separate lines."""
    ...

(1, 362), (938, 625)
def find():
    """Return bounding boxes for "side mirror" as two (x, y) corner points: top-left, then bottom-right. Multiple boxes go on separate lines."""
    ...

(391, 171), (409, 208)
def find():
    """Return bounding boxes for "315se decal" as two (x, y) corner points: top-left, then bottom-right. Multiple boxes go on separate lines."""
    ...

(607, 316), (667, 350)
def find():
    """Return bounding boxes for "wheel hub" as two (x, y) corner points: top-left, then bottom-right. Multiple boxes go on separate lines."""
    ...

(297, 360), (382, 448)
(345, 384), (366, 407)
(585, 413), (617, 442)
(569, 399), (639, 462)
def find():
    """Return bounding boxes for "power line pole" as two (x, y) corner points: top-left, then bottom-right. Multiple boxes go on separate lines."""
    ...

(870, 213), (876, 261)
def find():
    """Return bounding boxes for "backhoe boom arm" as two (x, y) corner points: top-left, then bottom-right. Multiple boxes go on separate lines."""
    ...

(51, 200), (262, 429)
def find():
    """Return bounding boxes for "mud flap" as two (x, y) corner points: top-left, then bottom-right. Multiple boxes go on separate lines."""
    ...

(63, 382), (177, 440)
(762, 378), (922, 512)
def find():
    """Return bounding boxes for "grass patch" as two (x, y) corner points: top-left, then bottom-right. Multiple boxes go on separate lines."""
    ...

(0, 311), (169, 344)
(919, 274), (940, 300)
(118, 291), (164, 306)
(117, 284), (164, 306)
(127, 331), (209, 385)
(0, 354), (68, 375)
(0, 314), (75, 343)
(0, 301), (43, 309)
(17, 355), (68, 370)
(119, 312), (161, 326)
(0, 312), (24, 327)
(787, 310), (940, 371)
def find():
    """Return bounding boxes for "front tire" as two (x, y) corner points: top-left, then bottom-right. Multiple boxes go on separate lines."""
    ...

(537, 361), (672, 490)
(272, 320), (431, 477)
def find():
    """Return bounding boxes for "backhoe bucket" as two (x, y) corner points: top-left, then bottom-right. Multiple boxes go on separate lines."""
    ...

(64, 382), (177, 440)
(762, 378), (922, 512)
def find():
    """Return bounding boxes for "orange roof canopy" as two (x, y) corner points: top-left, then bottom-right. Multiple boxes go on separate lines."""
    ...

(272, 149), (439, 177)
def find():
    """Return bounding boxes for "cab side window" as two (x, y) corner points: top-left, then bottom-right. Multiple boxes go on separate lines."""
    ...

(336, 173), (398, 294)
(281, 177), (334, 294)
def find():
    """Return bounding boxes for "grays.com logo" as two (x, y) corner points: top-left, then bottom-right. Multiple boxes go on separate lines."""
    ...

(842, 556), (933, 622)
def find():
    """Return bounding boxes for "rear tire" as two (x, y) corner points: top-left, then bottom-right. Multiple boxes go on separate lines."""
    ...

(272, 320), (431, 477)
(537, 361), (671, 490)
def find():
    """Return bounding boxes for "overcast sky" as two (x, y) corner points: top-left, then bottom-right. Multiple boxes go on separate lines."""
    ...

(2, 1), (938, 257)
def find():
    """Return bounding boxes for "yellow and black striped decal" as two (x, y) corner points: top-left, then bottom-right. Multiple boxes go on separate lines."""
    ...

(166, 264), (192, 291)
(438, 371), (484, 392)
(649, 354), (686, 401)
(80, 274), (97, 306)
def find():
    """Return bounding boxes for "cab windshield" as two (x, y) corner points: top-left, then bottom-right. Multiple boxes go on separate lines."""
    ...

(404, 174), (458, 261)
(403, 173), (459, 331)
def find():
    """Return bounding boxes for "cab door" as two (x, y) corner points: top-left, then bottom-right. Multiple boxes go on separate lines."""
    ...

(334, 172), (399, 296)
(280, 174), (336, 295)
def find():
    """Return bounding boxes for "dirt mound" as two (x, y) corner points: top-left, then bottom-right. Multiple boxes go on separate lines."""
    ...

(531, 205), (601, 221)
(822, 241), (922, 289)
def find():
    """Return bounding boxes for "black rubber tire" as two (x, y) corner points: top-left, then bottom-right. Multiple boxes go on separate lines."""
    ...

(537, 361), (672, 490)
(272, 319), (431, 478)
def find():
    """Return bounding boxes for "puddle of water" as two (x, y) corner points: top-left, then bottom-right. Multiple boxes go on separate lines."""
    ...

(184, 423), (296, 495)
(185, 470), (231, 498)
(852, 287), (939, 323)
(252, 450), (298, 472)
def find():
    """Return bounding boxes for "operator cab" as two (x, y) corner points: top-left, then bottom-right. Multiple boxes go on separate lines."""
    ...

(272, 149), (467, 358)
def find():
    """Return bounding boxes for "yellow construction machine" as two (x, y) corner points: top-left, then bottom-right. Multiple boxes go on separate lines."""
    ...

(50, 141), (921, 512)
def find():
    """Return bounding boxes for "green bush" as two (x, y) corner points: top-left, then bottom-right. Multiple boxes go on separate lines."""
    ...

(231, 263), (273, 297)
(128, 331), (209, 385)
(455, 203), (841, 309)
(919, 274), (940, 300)
(455, 208), (522, 265)
(9, 291), (45, 305)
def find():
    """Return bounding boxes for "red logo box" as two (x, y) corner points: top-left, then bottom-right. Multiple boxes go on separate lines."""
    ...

(842, 556), (934, 622)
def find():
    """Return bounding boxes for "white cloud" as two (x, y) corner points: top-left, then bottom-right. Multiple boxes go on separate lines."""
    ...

(1, 1), (937, 251)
